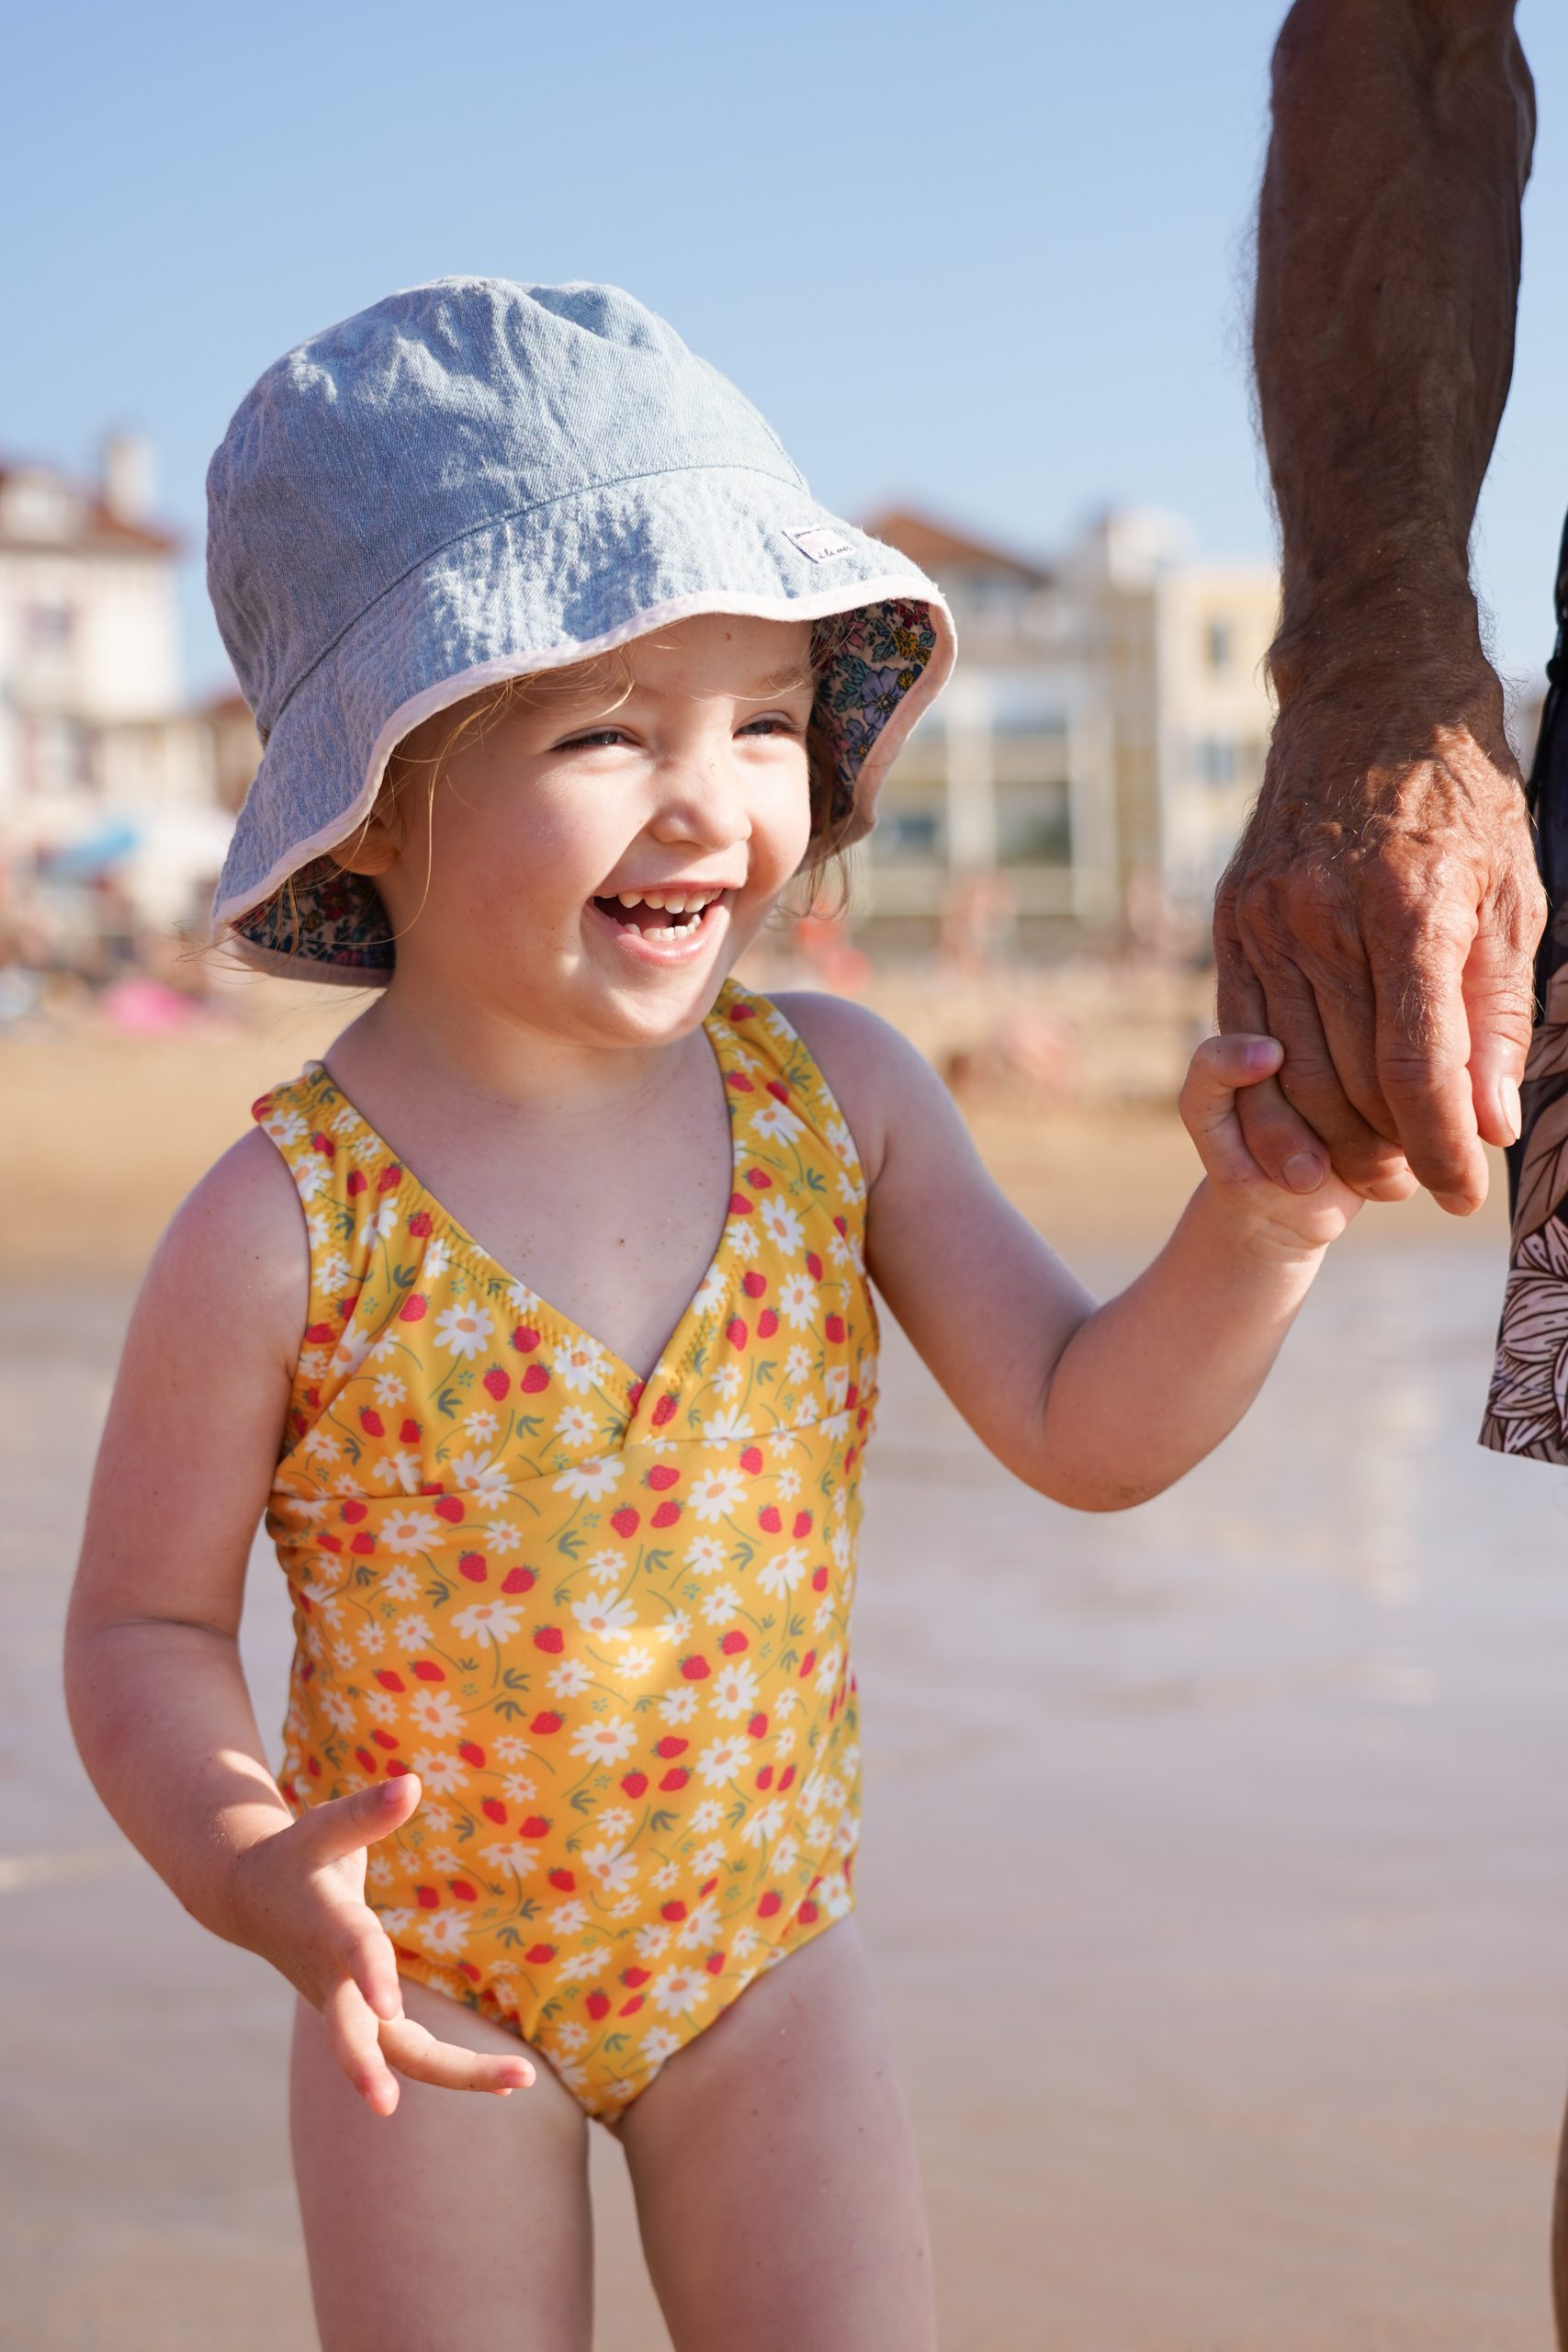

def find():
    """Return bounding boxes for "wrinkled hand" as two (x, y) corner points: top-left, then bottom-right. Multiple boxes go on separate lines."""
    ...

(1214, 688), (1543, 1213)
(230, 1774), (534, 2115)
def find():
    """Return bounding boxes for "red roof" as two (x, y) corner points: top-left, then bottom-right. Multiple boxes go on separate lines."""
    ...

(863, 506), (1050, 586)
(0, 462), (181, 556)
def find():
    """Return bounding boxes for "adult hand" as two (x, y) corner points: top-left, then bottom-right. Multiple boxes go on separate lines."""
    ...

(1213, 678), (1543, 1214)
(228, 1773), (535, 2115)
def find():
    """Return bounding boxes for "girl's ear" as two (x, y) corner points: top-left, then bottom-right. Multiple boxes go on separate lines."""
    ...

(329, 799), (404, 877)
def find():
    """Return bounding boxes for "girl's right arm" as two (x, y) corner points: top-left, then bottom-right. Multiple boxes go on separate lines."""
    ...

(62, 1129), (533, 2115)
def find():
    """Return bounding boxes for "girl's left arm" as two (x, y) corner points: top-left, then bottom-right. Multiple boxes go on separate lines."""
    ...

(780, 996), (1361, 1512)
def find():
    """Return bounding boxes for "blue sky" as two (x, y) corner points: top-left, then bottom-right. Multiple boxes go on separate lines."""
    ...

(6, 0), (1565, 695)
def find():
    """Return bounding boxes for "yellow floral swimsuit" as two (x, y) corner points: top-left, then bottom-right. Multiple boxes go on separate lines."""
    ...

(253, 978), (876, 2120)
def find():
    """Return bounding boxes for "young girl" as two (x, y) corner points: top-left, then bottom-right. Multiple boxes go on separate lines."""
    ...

(64, 279), (1358, 2352)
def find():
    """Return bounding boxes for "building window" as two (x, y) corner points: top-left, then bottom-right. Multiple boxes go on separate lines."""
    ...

(26, 601), (75, 649)
(1194, 735), (1238, 786)
(997, 777), (1070, 865)
(1205, 617), (1233, 673)
(874, 804), (944, 863)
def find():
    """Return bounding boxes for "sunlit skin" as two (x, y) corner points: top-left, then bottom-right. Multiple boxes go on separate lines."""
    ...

(1229, 0), (1542, 1213)
(334, 611), (819, 1086)
(69, 609), (1367, 2352)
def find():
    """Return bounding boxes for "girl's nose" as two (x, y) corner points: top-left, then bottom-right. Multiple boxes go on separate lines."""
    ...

(648, 751), (752, 851)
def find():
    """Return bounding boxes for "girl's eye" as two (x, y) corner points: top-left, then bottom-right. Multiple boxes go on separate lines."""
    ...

(739, 716), (803, 738)
(557, 727), (631, 751)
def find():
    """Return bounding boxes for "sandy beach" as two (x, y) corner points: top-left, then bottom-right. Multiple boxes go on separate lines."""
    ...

(4, 976), (1566, 2349)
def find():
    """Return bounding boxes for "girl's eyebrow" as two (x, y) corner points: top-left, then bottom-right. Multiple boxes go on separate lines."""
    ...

(739, 663), (816, 697)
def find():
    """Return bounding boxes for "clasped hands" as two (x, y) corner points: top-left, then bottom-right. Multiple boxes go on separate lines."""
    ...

(1214, 688), (1545, 1214)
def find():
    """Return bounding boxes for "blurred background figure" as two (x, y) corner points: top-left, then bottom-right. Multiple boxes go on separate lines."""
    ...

(0, 434), (252, 1025)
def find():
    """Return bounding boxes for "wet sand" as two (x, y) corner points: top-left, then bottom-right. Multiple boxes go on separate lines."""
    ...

(4, 1011), (1567, 2347)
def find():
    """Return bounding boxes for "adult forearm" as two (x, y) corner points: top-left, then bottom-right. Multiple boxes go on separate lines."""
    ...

(1257, 0), (1532, 694)
(63, 1618), (292, 1940)
(1034, 1186), (1317, 1510)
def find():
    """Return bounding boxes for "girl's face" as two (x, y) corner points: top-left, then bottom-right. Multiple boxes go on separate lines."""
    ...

(340, 613), (818, 1048)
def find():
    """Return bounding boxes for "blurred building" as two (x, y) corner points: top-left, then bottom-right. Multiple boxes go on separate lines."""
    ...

(857, 505), (1280, 951)
(0, 435), (249, 945)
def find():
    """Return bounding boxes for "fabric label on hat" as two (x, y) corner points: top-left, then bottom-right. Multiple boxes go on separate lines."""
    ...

(784, 525), (853, 564)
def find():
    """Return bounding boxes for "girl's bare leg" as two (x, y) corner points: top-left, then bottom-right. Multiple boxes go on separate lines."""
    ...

(290, 1975), (593, 2352)
(616, 1918), (937, 2352)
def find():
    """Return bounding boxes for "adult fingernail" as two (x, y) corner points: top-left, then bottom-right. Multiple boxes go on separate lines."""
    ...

(1501, 1076), (1522, 1143)
(1283, 1152), (1325, 1193)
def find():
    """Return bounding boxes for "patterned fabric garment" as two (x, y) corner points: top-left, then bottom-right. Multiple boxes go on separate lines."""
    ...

(252, 979), (876, 2119)
(1484, 510), (1568, 1460)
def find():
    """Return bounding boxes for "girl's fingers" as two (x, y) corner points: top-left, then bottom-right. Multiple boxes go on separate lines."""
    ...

(1180, 1035), (1282, 1185)
(344, 1917), (405, 2024)
(290, 1774), (422, 1868)
(378, 2010), (536, 2097)
(1189, 1033), (1284, 1098)
(323, 1974), (401, 2116)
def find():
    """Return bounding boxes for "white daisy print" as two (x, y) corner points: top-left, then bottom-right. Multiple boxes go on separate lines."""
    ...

(701, 1407), (755, 1444)
(748, 1098), (804, 1144)
(710, 1659), (760, 1721)
(482, 1837), (540, 1878)
(447, 1451), (509, 1497)
(570, 1716), (637, 1766)
(652, 1965), (712, 2016)
(758, 1199), (804, 1253)
(552, 1456), (622, 1501)
(553, 1337), (608, 1394)
(451, 1598), (525, 1643)
(688, 1468), (746, 1524)
(329, 1336), (371, 1383)
(757, 1545), (808, 1600)
(414, 1911), (470, 1957)
(696, 1736), (748, 1784)
(410, 1749), (468, 1795)
(692, 1263), (729, 1317)
(571, 1589), (638, 1638)
(777, 1273), (817, 1329)
(434, 1298), (495, 1360)
(580, 1842), (639, 1894)
(409, 1689), (463, 1738)
(380, 1510), (443, 1557)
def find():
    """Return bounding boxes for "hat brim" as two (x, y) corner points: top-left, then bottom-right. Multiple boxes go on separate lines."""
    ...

(211, 467), (953, 984)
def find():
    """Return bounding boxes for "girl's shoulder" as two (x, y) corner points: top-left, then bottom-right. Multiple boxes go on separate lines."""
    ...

(141, 1122), (310, 1383)
(753, 989), (927, 1199)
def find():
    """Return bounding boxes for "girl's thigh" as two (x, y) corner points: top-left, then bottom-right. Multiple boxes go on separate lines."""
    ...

(615, 1917), (936, 2352)
(290, 1975), (593, 2352)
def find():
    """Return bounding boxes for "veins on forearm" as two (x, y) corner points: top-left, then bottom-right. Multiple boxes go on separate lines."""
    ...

(1255, 0), (1532, 682)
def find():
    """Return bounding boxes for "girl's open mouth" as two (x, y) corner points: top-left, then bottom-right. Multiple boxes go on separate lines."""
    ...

(589, 887), (731, 949)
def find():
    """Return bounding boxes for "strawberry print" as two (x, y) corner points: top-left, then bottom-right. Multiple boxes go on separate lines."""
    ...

(251, 978), (874, 2121)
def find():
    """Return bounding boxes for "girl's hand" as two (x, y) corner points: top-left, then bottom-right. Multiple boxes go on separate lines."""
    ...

(228, 1773), (535, 2116)
(1180, 1035), (1365, 1256)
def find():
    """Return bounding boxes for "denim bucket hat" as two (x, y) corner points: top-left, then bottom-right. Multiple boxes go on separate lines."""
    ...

(208, 277), (956, 983)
